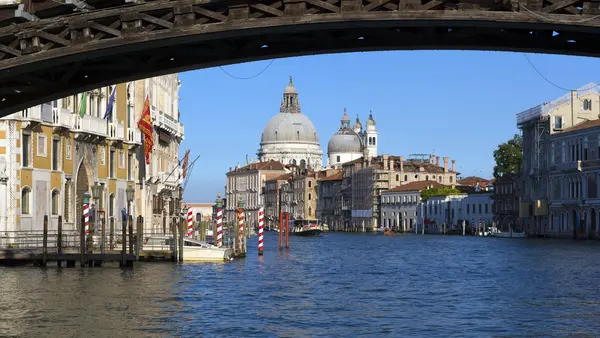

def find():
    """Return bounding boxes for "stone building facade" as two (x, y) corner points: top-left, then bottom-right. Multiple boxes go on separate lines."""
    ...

(419, 193), (493, 233)
(492, 175), (521, 231)
(381, 181), (445, 232)
(225, 160), (288, 231)
(517, 82), (600, 236)
(0, 74), (183, 237)
(316, 170), (343, 230)
(341, 153), (459, 232)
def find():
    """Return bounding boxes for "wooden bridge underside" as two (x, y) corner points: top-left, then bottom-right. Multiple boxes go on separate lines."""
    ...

(1, 0), (600, 115)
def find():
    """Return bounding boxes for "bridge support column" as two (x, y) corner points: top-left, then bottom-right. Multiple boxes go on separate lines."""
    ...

(174, 3), (195, 26)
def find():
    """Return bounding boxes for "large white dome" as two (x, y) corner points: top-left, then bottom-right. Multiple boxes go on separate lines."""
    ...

(261, 113), (319, 144)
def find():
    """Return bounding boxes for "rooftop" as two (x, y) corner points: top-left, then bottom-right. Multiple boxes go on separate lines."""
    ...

(228, 159), (286, 173)
(516, 82), (599, 125)
(554, 119), (600, 134)
(318, 171), (343, 182)
(384, 180), (447, 193)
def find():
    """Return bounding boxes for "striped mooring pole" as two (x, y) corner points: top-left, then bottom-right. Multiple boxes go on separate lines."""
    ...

(216, 193), (223, 248)
(238, 208), (244, 253)
(258, 207), (264, 256)
(83, 200), (90, 237)
(187, 208), (193, 238)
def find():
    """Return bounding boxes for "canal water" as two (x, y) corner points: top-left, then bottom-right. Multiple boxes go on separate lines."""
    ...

(1, 233), (600, 337)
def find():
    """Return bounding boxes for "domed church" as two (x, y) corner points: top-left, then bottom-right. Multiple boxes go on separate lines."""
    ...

(257, 77), (324, 170)
(327, 108), (378, 168)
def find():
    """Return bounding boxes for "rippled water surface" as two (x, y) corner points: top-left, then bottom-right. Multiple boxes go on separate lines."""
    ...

(2, 233), (600, 337)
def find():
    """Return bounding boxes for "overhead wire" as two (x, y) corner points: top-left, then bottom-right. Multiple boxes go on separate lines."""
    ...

(219, 60), (275, 80)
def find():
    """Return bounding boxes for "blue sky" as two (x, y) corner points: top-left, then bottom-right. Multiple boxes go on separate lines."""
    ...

(178, 50), (600, 202)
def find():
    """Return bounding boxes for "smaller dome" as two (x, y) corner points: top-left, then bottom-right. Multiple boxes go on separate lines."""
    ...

(328, 132), (363, 154)
(284, 76), (297, 94)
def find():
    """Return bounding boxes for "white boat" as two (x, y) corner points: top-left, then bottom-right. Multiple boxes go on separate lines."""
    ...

(143, 236), (234, 261)
(490, 227), (526, 238)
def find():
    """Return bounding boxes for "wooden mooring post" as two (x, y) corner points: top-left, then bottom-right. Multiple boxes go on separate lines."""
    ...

(285, 212), (290, 249)
(121, 215), (127, 267)
(136, 216), (143, 262)
(57, 216), (62, 267)
(42, 215), (48, 267)
(279, 211), (283, 250)
(128, 216), (134, 255)
(80, 215), (85, 268)
(171, 221), (177, 262)
(109, 217), (114, 251)
(178, 217), (184, 263)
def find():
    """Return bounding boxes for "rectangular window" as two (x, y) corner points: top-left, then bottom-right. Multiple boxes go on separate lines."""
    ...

(584, 137), (589, 160)
(550, 142), (555, 165)
(37, 133), (47, 157)
(22, 133), (30, 167)
(52, 138), (59, 170)
(554, 116), (563, 130)
(485, 203), (488, 214)
(128, 154), (133, 180)
(109, 149), (115, 178)
(562, 141), (566, 163)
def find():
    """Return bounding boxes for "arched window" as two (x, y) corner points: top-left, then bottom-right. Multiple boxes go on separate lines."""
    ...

(426, 175), (429, 181)
(21, 187), (31, 214)
(450, 176), (453, 183)
(297, 131), (300, 140)
(396, 174), (399, 181)
(109, 194), (115, 218)
(309, 206), (312, 217)
(308, 193), (312, 200)
(51, 190), (60, 215)
(404, 175), (408, 181)
(373, 137), (376, 145)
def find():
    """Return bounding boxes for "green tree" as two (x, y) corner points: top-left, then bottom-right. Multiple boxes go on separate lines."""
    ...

(420, 186), (462, 202)
(493, 134), (523, 179)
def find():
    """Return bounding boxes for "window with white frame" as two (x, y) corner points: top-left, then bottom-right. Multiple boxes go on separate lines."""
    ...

(21, 187), (31, 214)
(554, 116), (563, 130)
(51, 190), (60, 215)
(37, 133), (47, 157)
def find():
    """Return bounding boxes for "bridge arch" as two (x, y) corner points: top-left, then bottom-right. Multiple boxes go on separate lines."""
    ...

(1, 0), (600, 115)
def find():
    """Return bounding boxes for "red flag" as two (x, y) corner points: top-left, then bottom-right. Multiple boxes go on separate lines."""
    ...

(137, 96), (153, 164)
(181, 149), (190, 178)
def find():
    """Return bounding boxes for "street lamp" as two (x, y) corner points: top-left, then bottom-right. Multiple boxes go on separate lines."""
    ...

(91, 181), (103, 253)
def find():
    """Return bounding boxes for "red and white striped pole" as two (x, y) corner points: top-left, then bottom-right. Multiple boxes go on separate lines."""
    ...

(258, 207), (264, 256)
(216, 194), (223, 247)
(238, 207), (244, 254)
(187, 208), (193, 238)
(83, 202), (90, 236)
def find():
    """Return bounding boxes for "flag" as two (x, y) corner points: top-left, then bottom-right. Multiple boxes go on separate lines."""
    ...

(103, 86), (116, 120)
(181, 149), (190, 178)
(78, 92), (87, 118)
(137, 96), (153, 164)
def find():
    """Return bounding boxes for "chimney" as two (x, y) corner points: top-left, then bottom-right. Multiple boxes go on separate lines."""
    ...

(399, 156), (404, 172)
(229, 167), (232, 172)
(382, 154), (389, 169)
(436, 156), (440, 166)
(451, 159), (455, 172)
(390, 157), (395, 172)
(443, 157), (449, 173)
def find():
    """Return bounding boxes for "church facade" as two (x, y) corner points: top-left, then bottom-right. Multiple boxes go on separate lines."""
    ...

(327, 109), (379, 168)
(257, 77), (323, 170)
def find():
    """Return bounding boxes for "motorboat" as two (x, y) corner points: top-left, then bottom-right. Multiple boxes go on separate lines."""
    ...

(290, 219), (322, 237)
(142, 236), (234, 261)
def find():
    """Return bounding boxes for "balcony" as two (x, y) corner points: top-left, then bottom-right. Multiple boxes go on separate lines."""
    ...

(157, 170), (180, 188)
(108, 122), (125, 140)
(155, 110), (184, 139)
(15, 104), (53, 126)
(72, 115), (108, 137)
(52, 107), (72, 128)
(127, 127), (142, 144)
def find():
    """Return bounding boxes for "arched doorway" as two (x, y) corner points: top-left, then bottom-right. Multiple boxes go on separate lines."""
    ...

(75, 159), (91, 233)
(590, 209), (597, 239)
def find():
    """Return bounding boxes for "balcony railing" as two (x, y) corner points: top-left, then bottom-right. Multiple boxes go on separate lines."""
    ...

(17, 104), (53, 123)
(108, 122), (125, 139)
(52, 107), (72, 127)
(72, 115), (108, 137)
(155, 110), (184, 138)
(157, 170), (180, 187)
(127, 128), (142, 144)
